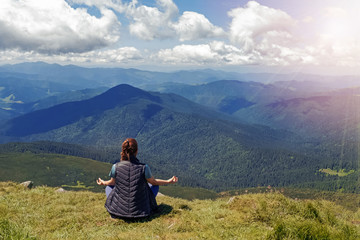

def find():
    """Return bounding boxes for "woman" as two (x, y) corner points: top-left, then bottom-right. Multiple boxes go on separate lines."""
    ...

(97, 138), (178, 218)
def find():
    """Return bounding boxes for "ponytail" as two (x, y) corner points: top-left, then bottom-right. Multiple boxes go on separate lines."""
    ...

(121, 138), (138, 161)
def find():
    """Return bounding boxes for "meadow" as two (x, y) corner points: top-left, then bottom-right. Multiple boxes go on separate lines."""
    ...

(1, 182), (359, 240)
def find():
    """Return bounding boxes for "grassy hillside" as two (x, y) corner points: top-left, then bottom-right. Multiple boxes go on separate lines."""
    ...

(1, 141), (358, 194)
(0, 151), (220, 200)
(1, 182), (359, 240)
(1, 150), (358, 205)
(0, 152), (111, 192)
(222, 187), (360, 212)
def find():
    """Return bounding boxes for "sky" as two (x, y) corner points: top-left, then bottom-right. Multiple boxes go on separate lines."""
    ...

(0, 0), (360, 75)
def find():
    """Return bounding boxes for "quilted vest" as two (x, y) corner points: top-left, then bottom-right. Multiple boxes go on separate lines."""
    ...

(105, 158), (158, 218)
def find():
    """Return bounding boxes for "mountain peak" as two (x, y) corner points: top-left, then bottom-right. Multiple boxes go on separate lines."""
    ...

(2, 84), (161, 137)
(90, 84), (161, 105)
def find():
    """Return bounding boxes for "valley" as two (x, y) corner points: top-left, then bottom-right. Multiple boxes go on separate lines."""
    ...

(0, 62), (359, 195)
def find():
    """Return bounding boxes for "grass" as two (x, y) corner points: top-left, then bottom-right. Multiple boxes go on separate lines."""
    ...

(62, 181), (94, 190)
(0, 152), (111, 192)
(1, 181), (359, 240)
(0, 151), (229, 200)
(222, 186), (360, 211)
(160, 185), (218, 200)
(319, 168), (356, 177)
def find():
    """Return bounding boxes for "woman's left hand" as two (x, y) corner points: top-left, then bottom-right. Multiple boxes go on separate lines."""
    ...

(168, 176), (178, 184)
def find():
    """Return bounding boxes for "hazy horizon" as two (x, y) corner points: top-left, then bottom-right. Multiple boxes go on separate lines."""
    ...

(1, 0), (360, 76)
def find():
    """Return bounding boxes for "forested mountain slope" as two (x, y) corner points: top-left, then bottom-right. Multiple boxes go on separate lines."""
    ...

(0, 84), (357, 192)
(235, 89), (360, 141)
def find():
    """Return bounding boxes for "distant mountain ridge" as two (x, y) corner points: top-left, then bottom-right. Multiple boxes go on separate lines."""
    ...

(145, 80), (301, 113)
(0, 73), (89, 121)
(3, 61), (360, 89)
(17, 87), (108, 112)
(1, 62), (247, 88)
(149, 80), (360, 142)
(2, 61), (360, 123)
(234, 91), (360, 141)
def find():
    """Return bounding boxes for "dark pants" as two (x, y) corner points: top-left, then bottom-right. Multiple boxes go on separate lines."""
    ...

(105, 183), (159, 198)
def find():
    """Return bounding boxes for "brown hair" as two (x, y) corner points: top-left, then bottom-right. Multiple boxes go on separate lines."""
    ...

(121, 138), (138, 161)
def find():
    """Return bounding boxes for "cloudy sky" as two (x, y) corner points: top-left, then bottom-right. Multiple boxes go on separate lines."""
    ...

(1, 0), (359, 75)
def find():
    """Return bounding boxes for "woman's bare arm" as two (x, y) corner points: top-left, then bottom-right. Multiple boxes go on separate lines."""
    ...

(146, 176), (178, 186)
(96, 177), (115, 186)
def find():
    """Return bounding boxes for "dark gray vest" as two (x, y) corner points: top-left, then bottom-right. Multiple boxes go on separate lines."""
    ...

(105, 158), (157, 218)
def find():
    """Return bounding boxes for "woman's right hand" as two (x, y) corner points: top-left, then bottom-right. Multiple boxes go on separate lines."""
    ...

(96, 178), (104, 185)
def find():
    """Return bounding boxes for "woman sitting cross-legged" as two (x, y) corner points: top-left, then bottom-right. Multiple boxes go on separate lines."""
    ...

(96, 138), (178, 218)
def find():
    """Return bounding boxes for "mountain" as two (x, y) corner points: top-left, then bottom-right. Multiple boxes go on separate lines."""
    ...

(0, 62), (101, 88)
(1, 62), (248, 89)
(2, 84), (339, 191)
(0, 67), (358, 192)
(149, 80), (360, 143)
(0, 72), (83, 101)
(144, 80), (302, 113)
(12, 87), (108, 114)
(4, 62), (359, 90)
(271, 75), (360, 92)
(234, 88), (360, 141)
(140, 81), (360, 189)
(2, 62), (360, 122)
(1, 84), (158, 137)
(227, 87), (360, 179)
(1, 84), (266, 141)
(0, 74), (87, 121)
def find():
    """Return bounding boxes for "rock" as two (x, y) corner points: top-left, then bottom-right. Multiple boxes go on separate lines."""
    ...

(55, 188), (66, 193)
(227, 196), (235, 204)
(20, 181), (33, 189)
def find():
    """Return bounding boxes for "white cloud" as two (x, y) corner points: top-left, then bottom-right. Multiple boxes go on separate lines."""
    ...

(1, 0), (359, 70)
(69, 0), (179, 41)
(308, 5), (360, 67)
(322, 7), (348, 18)
(209, 41), (254, 64)
(172, 11), (225, 41)
(126, 0), (226, 42)
(126, 0), (178, 40)
(310, 36), (360, 67)
(157, 44), (216, 64)
(91, 47), (143, 63)
(228, 1), (296, 53)
(1, 0), (225, 52)
(68, 0), (126, 13)
(69, 0), (176, 41)
(302, 16), (314, 23)
(155, 39), (318, 67)
(0, 47), (143, 64)
(156, 41), (255, 65)
(0, 0), (121, 54)
(214, 1), (319, 66)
